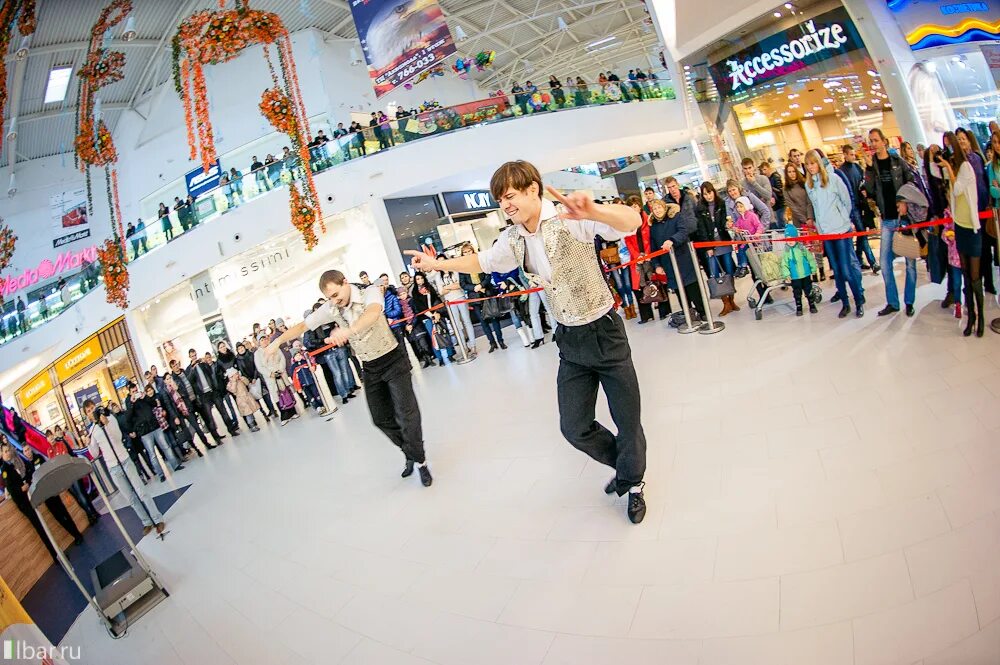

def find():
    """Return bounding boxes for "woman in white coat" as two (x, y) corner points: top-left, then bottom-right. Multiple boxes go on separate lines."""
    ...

(254, 333), (292, 410)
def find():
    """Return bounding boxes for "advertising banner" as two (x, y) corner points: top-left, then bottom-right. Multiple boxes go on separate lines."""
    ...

(886, 0), (1000, 51)
(185, 159), (222, 199)
(49, 188), (90, 249)
(708, 7), (865, 98)
(349, 0), (457, 98)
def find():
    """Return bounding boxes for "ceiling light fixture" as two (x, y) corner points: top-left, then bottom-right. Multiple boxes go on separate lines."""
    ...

(453, 24), (468, 42)
(557, 16), (569, 32)
(15, 35), (30, 60)
(7, 173), (16, 198)
(5, 117), (15, 141)
(121, 15), (137, 42)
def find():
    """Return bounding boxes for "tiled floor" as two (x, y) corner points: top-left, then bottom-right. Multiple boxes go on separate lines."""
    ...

(61, 264), (1000, 664)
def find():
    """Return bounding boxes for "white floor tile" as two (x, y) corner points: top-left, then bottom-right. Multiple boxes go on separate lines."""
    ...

(838, 494), (952, 561)
(714, 522), (843, 581)
(629, 578), (779, 639)
(497, 581), (643, 636)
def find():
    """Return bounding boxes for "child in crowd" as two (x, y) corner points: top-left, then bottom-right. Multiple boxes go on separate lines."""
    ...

(781, 224), (819, 316)
(728, 196), (764, 270)
(273, 373), (299, 425)
(942, 218), (963, 319)
(291, 351), (325, 413)
(430, 313), (454, 366)
(795, 208), (827, 282)
(225, 367), (262, 432)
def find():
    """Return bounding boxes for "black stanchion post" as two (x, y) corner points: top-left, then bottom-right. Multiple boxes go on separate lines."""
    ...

(668, 250), (699, 334)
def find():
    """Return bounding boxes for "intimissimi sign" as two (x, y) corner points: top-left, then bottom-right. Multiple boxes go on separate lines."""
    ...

(708, 7), (866, 98)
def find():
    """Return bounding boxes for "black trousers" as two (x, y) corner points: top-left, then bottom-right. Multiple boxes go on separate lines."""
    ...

(44, 495), (83, 540)
(14, 498), (59, 561)
(213, 393), (239, 433)
(364, 351), (425, 464)
(182, 410), (215, 445)
(554, 311), (646, 496)
(193, 392), (223, 438)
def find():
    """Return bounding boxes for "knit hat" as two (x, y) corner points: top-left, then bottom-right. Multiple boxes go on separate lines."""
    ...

(275, 318), (285, 327)
(735, 196), (752, 211)
(225, 367), (238, 377)
(785, 223), (798, 239)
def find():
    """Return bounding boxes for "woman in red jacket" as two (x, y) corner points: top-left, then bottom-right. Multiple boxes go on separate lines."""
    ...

(625, 196), (669, 324)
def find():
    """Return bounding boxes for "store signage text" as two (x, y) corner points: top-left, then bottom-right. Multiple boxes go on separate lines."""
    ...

(442, 190), (499, 215)
(1, 246), (98, 298)
(726, 20), (849, 91)
(185, 159), (223, 199)
(708, 7), (865, 98)
(54, 336), (103, 383)
(17, 371), (53, 409)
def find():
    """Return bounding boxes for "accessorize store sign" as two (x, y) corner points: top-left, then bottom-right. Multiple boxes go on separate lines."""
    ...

(708, 7), (866, 98)
(0, 245), (98, 298)
(349, 0), (457, 99)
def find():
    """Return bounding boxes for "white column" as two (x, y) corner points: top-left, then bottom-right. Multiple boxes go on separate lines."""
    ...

(369, 199), (406, 277)
(841, 0), (927, 145)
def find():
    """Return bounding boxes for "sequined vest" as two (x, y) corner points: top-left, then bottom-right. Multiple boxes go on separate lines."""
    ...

(508, 217), (615, 326)
(332, 298), (398, 363)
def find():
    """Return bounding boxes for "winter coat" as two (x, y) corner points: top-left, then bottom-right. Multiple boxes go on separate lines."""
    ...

(864, 152), (913, 219)
(648, 212), (696, 289)
(806, 162), (853, 235)
(226, 373), (259, 417)
(781, 243), (818, 280)
(214, 350), (240, 385)
(290, 359), (317, 392)
(784, 183), (814, 226)
(235, 350), (259, 381)
(410, 283), (442, 323)
(733, 210), (764, 236)
(459, 272), (498, 299)
(623, 212), (665, 287)
(126, 395), (161, 436)
(724, 189), (773, 228)
(382, 288), (403, 323)
(695, 199), (734, 255)
(967, 151), (990, 212)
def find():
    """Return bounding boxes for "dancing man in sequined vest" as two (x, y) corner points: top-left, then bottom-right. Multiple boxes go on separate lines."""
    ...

(406, 160), (647, 523)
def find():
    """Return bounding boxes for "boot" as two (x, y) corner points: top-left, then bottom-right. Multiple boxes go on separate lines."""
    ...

(973, 278), (985, 337)
(963, 282), (976, 337)
(718, 297), (733, 317)
(729, 295), (741, 312)
(516, 326), (532, 347)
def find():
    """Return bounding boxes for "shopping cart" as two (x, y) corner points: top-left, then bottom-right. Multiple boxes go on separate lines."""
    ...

(735, 229), (786, 320)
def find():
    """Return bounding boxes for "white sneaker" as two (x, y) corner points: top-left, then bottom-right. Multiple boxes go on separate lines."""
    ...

(280, 420), (288, 427)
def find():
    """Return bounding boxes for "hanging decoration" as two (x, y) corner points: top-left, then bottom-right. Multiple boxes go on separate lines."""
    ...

(403, 64), (446, 90)
(75, 0), (133, 309)
(0, 219), (17, 276)
(451, 51), (496, 78)
(0, 0), (37, 156)
(171, 0), (323, 248)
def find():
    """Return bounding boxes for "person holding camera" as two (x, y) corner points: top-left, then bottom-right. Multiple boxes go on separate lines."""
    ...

(83, 400), (165, 536)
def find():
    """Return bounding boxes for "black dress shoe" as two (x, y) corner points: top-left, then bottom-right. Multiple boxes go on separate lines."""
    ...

(627, 485), (646, 524)
(830, 292), (842, 303)
(838, 305), (850, 319)
(499, 341), (507, 350)
(856, 304), (864, 318)
(401, 460), (415, 478)
(174, 464), (185, 471)
(488, 344), (497, 353)
(942, 293), (954, 308)
(530, 339), (544, 349)
(604, 477), (617, 494)
(418, 465), (433, 487)
(905, 304), (915, 317)
(877, 305), (899, 316)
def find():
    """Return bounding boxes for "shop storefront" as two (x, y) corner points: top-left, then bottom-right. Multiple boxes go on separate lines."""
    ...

(13, 317), (141, 438)
(886, 0), (1000, 143)
(688, 2), (900, 168)
(129, 204), (393, 367)
(385, 191), (506, 260)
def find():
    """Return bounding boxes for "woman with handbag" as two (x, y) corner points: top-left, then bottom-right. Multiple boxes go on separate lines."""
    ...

(957, 128), (996, 295)
(597, 238), (636, 319)
(236, 341), (275, 420)
(457, 245), (508, 353)
(649, 199), (706, 321)
(411, 272), (453, 364)
(696, 182), (740, 316)
(625, 196), (669, 323)
(938, 134), (983, 337)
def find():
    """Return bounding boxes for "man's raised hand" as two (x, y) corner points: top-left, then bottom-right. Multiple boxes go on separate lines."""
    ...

(546, 185), (599, 222)
(404, 250), (439, 272)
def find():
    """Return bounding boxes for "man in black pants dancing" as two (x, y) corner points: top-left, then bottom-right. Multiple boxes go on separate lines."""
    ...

(406, 160), (648, 523)
(270, 273), (432, 486)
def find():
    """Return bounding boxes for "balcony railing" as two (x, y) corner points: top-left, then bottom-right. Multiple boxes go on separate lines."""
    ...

(0, 74), (675, 348)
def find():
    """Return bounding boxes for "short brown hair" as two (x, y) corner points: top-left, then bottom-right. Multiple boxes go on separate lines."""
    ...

(663, 176), (679, 186)
(741, 157), (755, 168)
(319, 270), (346, 291)
(625, 195), (642, 207)
(490, 160), (542, 200)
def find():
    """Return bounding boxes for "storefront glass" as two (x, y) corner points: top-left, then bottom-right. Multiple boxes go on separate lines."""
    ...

(20, 389), (66, 435)
(688, 4), (899, 169)
(386, 192), (507, 261)
(130, 204), (393, 366)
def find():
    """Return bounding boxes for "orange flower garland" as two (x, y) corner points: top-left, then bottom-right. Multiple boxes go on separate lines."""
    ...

(173, 1), (323, 248)
(0, 222), (17, 275)
(75, 119), (118, 167)
(97, 238), (129, 309)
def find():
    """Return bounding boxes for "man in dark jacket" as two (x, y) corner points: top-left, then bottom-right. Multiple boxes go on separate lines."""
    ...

(663, 176), (698, 236)
(840, 145), (880, 274)
(211, 342), (242, 432)
(125, 384), (183, 482)
(863, 128), (915, 316)
(184, 350), (238, 438)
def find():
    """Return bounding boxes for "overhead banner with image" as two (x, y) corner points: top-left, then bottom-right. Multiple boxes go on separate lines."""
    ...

(49, 187), (91, 249)
(349, 0), (457, 98)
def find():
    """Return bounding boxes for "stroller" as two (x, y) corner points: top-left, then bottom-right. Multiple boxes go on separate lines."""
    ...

(737, 228), (820, 320)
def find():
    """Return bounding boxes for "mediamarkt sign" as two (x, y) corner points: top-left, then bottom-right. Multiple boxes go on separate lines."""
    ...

(1, 245), (97, 298)
(708, 7), (866, 98)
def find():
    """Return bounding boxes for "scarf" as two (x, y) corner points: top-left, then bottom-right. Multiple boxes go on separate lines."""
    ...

(6, 450), (25, 478)
(166, 383), (189, 417)
(153, 402), (169, 431)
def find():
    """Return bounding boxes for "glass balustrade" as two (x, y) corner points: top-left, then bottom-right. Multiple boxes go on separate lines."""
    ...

(0, 74), (675, 348)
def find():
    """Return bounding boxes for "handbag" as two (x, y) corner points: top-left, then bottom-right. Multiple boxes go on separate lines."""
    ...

(599, 246), (621, 265)
(248, 377), (263, 401)
(639, 281), (669, 304)
(987, 208), (999, 240)
(481, 296), (503, 321)
(706, 256), (735, 300)
(892, 230), (921, 260)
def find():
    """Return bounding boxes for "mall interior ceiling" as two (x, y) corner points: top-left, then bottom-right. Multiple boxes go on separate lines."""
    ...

(2, 0), (662, 167)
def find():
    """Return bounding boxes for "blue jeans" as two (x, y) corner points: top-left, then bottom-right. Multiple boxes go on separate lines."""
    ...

(880, 219), (917, 309)
(528, 289), (552, 340)
(950, 266), (963, 302)
(852, 215), (877, 267)
(255, 170), (272, 192)
(736, 246), (748, 267)
(610, 266), (634, 305)
(109, 460), (163, 528)
(423, 319), (454, 363)
(324, 348), (355, 398)
(824, 238), (864, 306)
(708, 252), (736, 277)
(140, 428), (180, 476)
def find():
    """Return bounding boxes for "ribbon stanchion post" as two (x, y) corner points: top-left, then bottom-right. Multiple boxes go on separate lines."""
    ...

(667, 250), (700, 334)
(691, 250), (724, 335)
(444, 302), (475, 365)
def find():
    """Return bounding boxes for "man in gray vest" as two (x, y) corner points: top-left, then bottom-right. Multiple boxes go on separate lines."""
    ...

(406, 160), (648, 523)
(269, 275), (431, 487)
